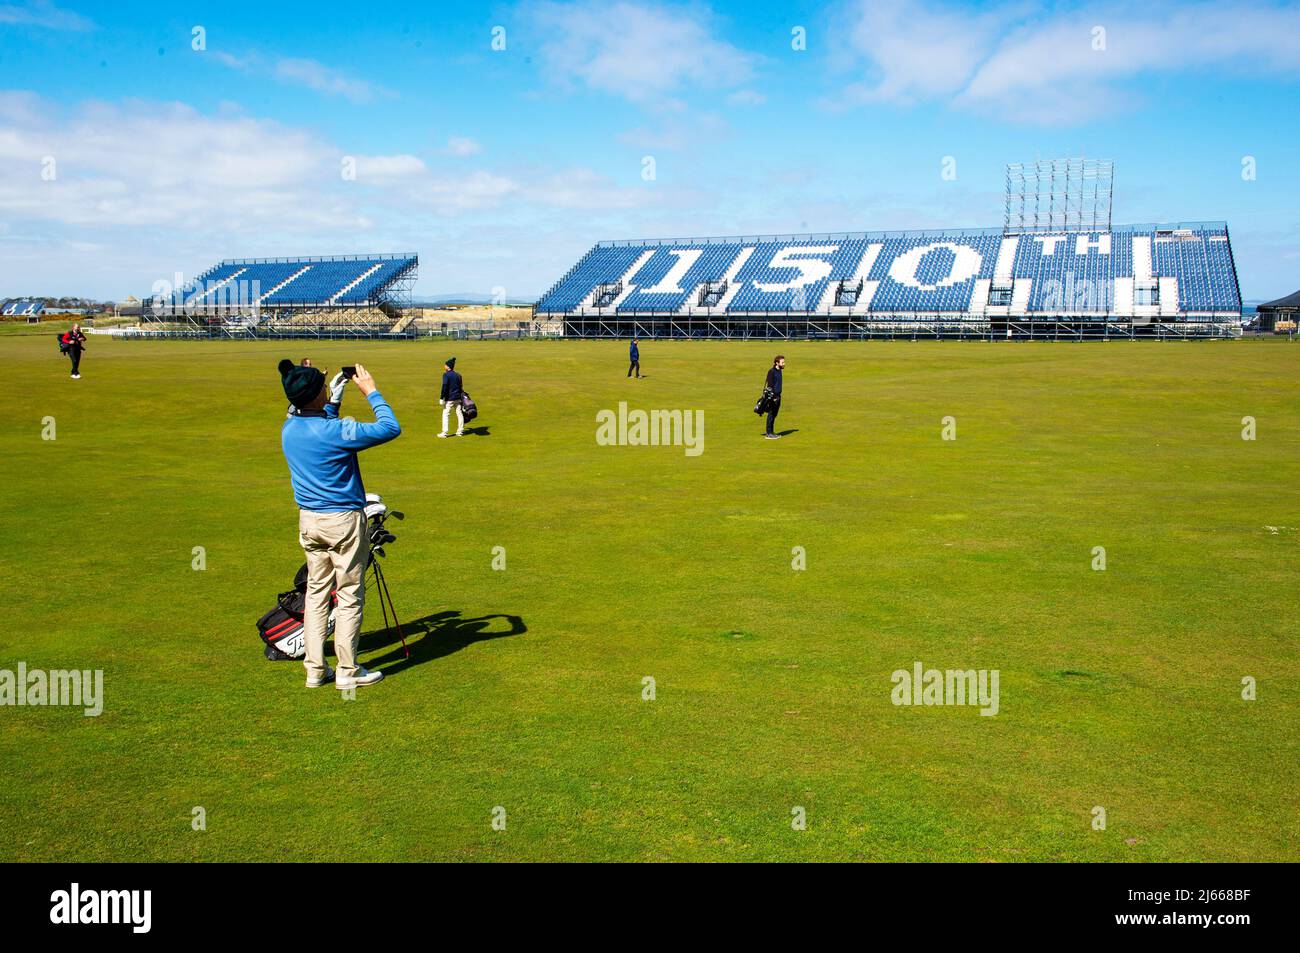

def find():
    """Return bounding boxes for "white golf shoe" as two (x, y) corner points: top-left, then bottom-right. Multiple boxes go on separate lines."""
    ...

(335, 667), (384, 690)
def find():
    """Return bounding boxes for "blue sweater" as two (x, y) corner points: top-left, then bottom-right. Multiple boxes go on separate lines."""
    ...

(281, 392), (401, 511)
(629, 342), (639, 361)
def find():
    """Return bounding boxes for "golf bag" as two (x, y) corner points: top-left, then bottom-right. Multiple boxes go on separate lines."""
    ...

(57, 333), (71, 354)
(256, 563), (336, 661)
(461, 392), (478, 423)
(256, 493), (409, 662)
(753, 386), (775, 415)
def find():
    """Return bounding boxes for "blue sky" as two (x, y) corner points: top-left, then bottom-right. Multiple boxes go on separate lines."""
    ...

(1, 0), (1297, 300)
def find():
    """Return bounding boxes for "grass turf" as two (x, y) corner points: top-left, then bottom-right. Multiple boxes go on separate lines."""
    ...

(1, 333), (1297, 862)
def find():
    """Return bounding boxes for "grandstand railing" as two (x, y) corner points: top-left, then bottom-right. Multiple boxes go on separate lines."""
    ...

(219, 252), (418, 265)
(558, 314), (1243, 341)
(595, 227), (1005, 248)
(106, 315), (1242, 342)
(108, 320), (564, 341)
(591, 222), (1230, 249)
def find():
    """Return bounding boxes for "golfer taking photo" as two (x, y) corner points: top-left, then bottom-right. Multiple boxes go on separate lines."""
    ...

(279, 359), (401, 690)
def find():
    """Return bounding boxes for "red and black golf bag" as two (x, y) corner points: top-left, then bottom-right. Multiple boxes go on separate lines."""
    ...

(256, 564), (337, 661)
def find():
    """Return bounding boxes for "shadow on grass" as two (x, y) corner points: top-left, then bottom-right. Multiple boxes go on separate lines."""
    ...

(462, 425), (490, 436)
(351, 609), (526, 674)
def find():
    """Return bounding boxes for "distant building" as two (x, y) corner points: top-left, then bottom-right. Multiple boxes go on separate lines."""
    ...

(1255, 290), (1300, 333)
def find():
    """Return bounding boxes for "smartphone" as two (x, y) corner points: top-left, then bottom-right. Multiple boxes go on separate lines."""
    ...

(341, 366), (357, 379)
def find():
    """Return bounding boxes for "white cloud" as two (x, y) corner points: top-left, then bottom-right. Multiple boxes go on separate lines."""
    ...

(525, 167), (652, 209)
(617, 111), (730, 150)
(0, 92), (660, 297)
(841, 0), (1014, 106)
(839, 0), (1300, 123)
(402, 169), (521, 211)
(961, 3), (1300, 119)
(210, 51), (250, 70)
(353, 154), (428, 182)
(274, 58), (393, 104)
(0, 1), (91, 30)
(527, 0), (756, 102)
(444, 136), (482, 157)
(209, 50), (393, 103)
(0, 95), (343, 228)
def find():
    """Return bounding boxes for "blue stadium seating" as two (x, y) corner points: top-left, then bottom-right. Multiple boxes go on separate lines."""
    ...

(536, 223), (1241, 319)
(152, 254), (416, 311)
(2, 299), (44, 316)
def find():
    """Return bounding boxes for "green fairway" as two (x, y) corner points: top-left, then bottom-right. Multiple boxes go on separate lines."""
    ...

(2, 332), (1297, 862)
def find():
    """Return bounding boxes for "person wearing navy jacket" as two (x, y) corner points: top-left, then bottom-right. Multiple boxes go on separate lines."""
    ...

(627, 338), (641, 378)
(439, 357), (465, 437)
(763, 354), (785, 439)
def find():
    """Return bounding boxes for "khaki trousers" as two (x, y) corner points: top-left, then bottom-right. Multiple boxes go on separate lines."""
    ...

(298, 509), (368, 680)
(441, 400), (464, 434)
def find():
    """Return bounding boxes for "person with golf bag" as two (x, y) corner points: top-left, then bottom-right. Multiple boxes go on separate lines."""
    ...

(279, 359), (401, 690)
(759, 354), (785, 439)
(59, 324), (87, 379)
(438, 357), (464, 438)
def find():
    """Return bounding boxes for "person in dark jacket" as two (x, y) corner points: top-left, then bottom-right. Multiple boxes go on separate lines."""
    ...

(62, 324), (87, 379)
(627, 338), (641, 378)
(439, 357), (465, 437)
(763, 355), (785, 439)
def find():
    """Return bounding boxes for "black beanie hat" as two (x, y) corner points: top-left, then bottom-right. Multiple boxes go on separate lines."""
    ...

(446, 357), (456, 369)
(278, 359), (325, 409)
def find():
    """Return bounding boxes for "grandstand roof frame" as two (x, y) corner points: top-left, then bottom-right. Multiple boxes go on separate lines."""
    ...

(594, 221), (1229, 249)
(219, 252), (418, 266)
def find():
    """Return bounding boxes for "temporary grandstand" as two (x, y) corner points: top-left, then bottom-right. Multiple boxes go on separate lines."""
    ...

(2, 299), (45, 318)
(143, 253), (417, 338)
(535, 223), (1243, 340)
(536, 160), (1243, 340)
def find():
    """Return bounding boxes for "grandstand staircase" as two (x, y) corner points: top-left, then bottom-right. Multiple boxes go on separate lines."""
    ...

(330, 263), (383, 304)
(687, 246), (753, 314)
(388, 310), (417, 334)
(1130, 235), (1160, 322)
(579, 251), (653, 313)
(255, 265), (312, 305)
(186, 267), (248, 307)
(825, 243), (880, 316)
(977, 236), (1019, 317)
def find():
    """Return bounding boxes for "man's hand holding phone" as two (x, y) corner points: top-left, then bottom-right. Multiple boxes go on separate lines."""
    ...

(352, 364), (377, 396)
